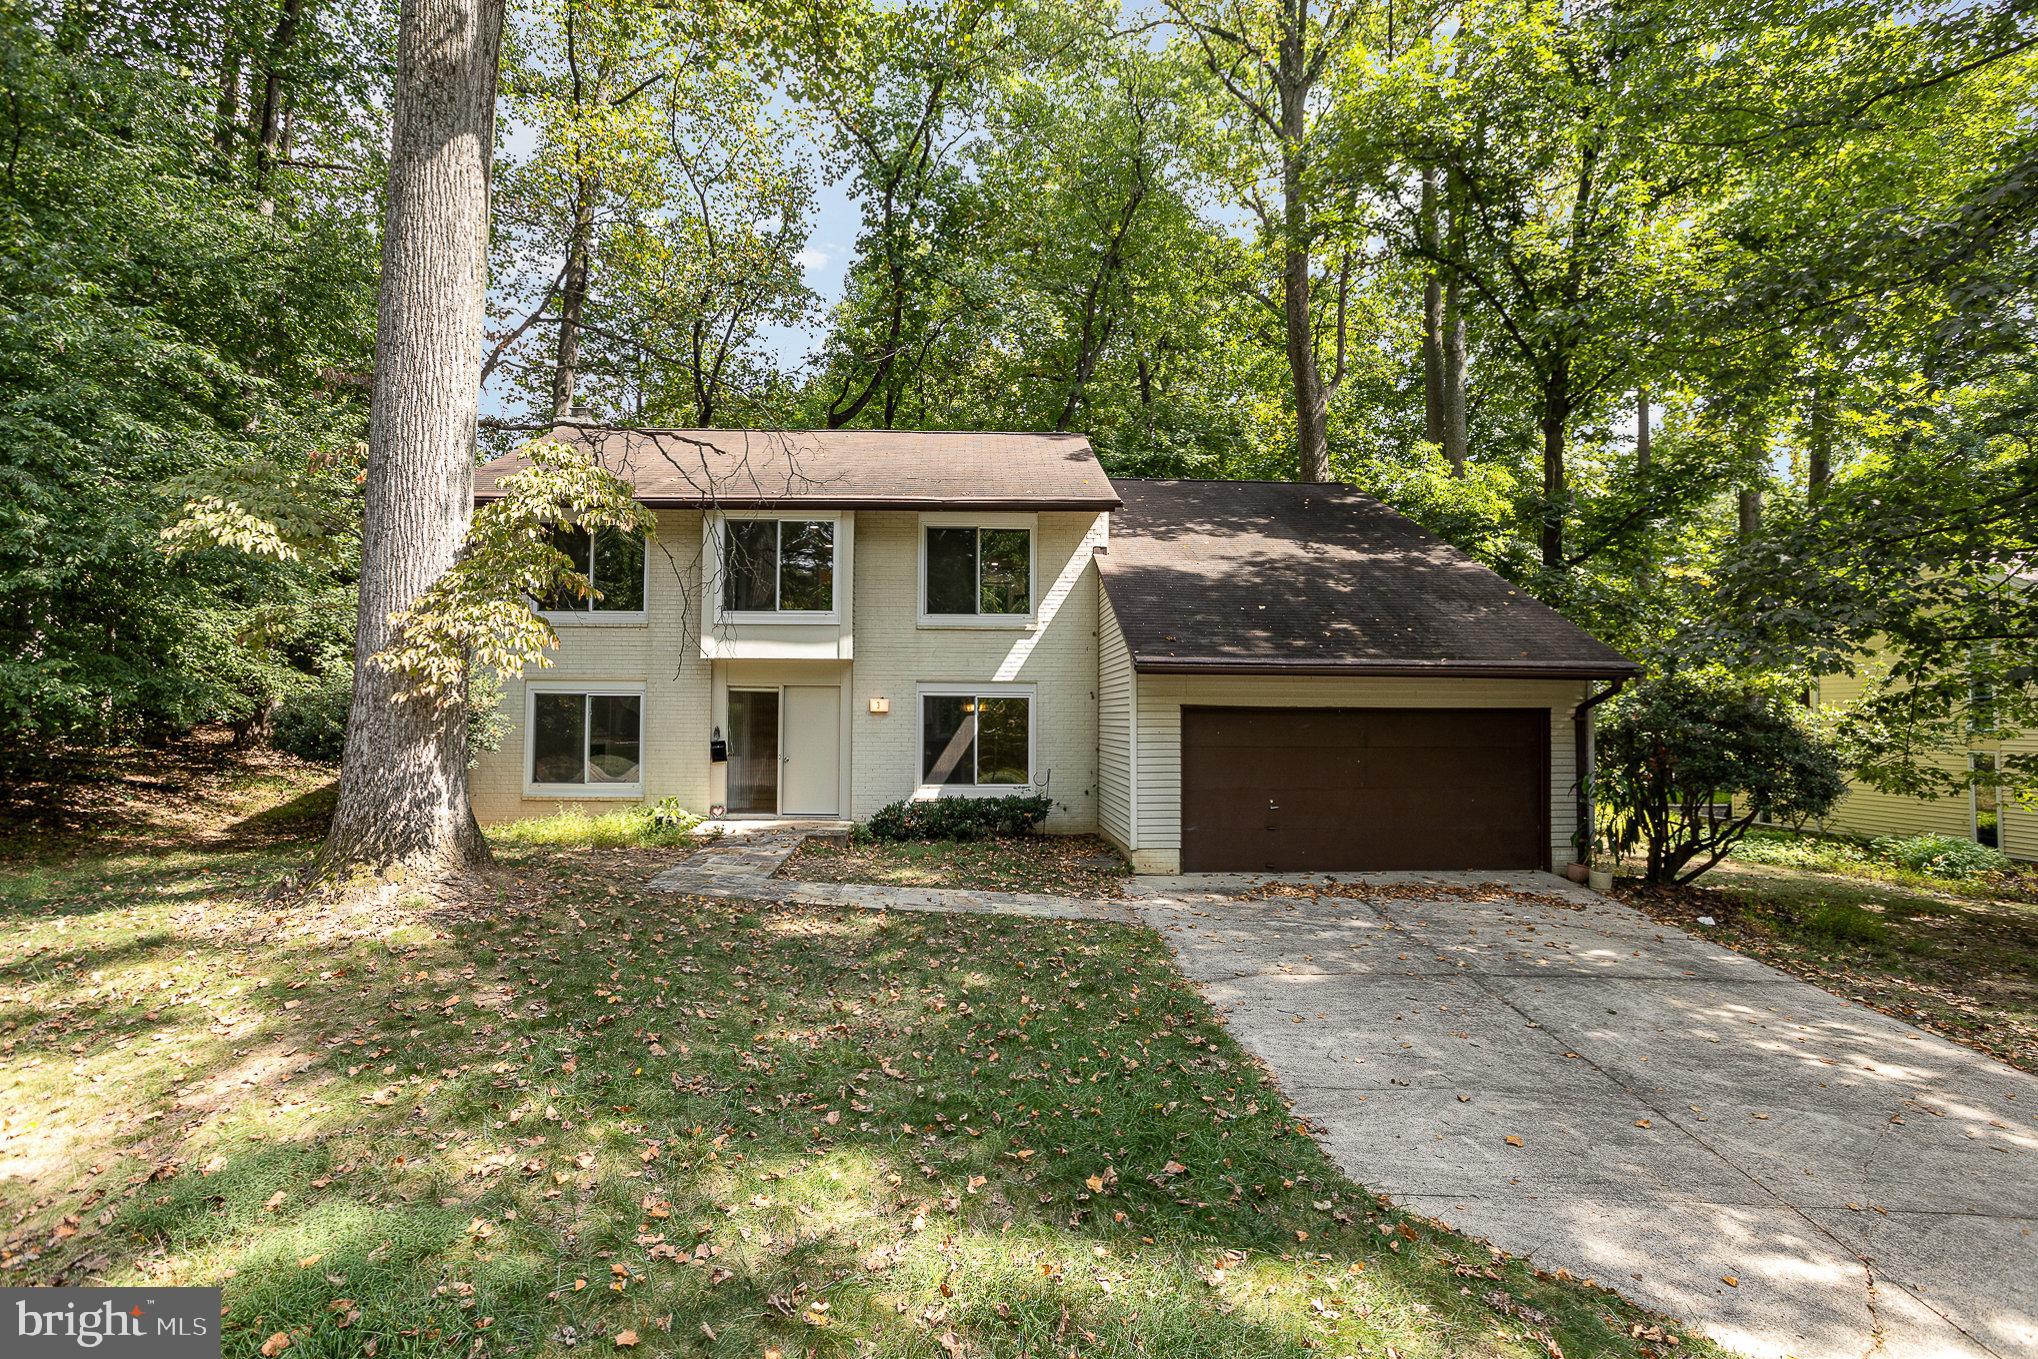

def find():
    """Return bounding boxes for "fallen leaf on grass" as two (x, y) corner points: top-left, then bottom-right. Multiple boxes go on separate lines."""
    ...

(612, 1330), (639, 1347)
(260, 1334), (290, 1357)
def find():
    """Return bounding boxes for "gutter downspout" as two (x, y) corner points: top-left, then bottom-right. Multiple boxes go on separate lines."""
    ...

(1572, 677), (1630, 866)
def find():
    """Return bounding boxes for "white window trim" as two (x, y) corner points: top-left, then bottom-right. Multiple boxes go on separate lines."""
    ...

(914, 682), (1037, 797)
(524, 681), (647, 798)
(918, 512), (1037, 629)
(708, 511), (843, 625)
(536, 528), (651, 626)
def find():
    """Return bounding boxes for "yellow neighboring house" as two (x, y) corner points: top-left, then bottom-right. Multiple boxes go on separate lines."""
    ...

(1815, 663), (2038, 862)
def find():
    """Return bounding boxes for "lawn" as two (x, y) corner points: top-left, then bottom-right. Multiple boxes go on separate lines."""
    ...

(784, 833), (1131, 898)
(1616, 857), (2038, 1073)
(0, 750), (1723, 1359)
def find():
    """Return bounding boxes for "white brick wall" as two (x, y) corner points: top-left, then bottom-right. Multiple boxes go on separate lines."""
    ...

(1124, 674), (1588, 873)
(470, 509), (713, 823)
(845, 511), (1106, 830)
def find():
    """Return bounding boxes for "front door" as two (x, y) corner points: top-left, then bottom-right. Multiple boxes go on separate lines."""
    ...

(726, 689), (779, 815)
(781, 686), (840, 816)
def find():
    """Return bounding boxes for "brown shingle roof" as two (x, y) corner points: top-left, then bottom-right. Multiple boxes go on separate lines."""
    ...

(474, 425), (1121, 510)
(1100, 479), (1640, 678)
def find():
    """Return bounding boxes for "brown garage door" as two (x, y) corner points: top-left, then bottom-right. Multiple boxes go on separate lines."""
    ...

(1180, 707), (1549, 872)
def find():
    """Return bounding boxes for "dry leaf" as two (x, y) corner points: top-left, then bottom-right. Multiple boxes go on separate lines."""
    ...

(613, 1330), (639, 1348)
(260, 1334), (291, 1358)
(1504, 1135), (1525, 1148)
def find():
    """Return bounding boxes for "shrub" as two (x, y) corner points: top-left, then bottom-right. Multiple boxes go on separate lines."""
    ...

(492, 801), (703, 849)
(1600, 674), (1845, 885)
(271, 674), (351, 763)
(1730, 830), (1868, 872)
(864, 794), (1054, 842)
(1869, 833), (2012, 879)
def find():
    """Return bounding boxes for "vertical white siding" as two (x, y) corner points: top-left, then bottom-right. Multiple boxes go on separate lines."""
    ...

(471, 508), (713, 823)
(1129, 674), (1587, 874)
(1096, 592), (1135, 852)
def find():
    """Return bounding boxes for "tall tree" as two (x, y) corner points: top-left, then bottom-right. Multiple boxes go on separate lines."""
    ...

(321, 0), (505, 875)
(1163, 0), (1373, 480)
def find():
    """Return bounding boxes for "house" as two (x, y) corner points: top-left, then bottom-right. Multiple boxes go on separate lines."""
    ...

(1814, 661), (2037, 862)
(469, 426), (1641, 874)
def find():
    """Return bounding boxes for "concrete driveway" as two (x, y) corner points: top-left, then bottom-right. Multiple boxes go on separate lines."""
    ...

(1131, 872), (2038, 1359)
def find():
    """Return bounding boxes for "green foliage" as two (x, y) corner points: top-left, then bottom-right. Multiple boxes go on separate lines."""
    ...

(1800, 902), (1890, 945)
(0, 6), (379, 784)
(1600, 674), (1846, 884)
(489, 801), (702, 848)
(1869, 834), (2014, 880)
(1730, 830), (1870, 873)
(374, 440), (654, 699)
(272, 675), (353, 764)
(864, 794), (1055, 842)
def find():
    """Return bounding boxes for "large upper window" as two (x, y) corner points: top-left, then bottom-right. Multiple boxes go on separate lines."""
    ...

(924, 525), (1031, 619)
(542, 527), (645, 613)
(721, 518), (835, 614)
(529, 689), (642, 791)
(920, 690), (1032, 788)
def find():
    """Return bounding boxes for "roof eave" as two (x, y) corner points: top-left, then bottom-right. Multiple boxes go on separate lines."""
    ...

(1129, 656), (1644, 680)
(472, 491), (1121, 511)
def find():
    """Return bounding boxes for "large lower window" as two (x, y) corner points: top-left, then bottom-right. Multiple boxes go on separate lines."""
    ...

(921, 690), (1032, 788)
(722, 518), (835, 614)
(529, 690), (642, 791)
(924, 525), (1031, 618)
(542, 527), (646, 613)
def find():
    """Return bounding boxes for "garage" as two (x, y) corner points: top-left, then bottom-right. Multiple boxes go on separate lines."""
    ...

(1179, 706), (1550, 873)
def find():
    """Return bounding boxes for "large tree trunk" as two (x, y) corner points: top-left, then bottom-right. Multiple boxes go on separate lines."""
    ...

(321, 0), (504, 879)
(1738, 486), (1763, 541)
(1440, 169), (1468, 475)
(213, 18), (242, 166)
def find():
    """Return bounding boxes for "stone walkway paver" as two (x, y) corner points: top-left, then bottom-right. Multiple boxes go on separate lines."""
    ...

(647, 827), (1131, 922)
(1133, 871), (2038, 1359)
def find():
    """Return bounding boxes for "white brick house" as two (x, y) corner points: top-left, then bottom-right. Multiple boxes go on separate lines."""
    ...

(470, 427), (1638, 874)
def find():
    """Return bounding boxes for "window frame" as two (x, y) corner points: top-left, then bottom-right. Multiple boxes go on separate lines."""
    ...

(537, 526), (650, 625)
(914, 682), (1036, 796)
(1972, 750), (2000, 849)
(523, 682), (647, 797)
(710, 511), (842, 624)
(917, 512), (1036, 628)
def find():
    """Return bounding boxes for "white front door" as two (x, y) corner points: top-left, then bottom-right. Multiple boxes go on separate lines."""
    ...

(781, 686), (840, 816)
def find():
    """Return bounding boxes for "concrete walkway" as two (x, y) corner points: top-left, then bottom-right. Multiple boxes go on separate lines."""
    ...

(647, 825), (1131, 922)
(1131, 872), (2038, 1359)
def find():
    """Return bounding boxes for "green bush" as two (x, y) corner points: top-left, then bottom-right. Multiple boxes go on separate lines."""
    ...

(1869, 833), (2012, 879)
(271, 674), (352, 763)
(865, 794), (1054, 841)
(1730, 831), (1868, 872)
(492, 801), (703, 849)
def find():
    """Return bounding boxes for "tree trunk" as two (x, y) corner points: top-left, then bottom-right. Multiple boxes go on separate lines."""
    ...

(253, 0), (305, 215)
(1420, 168), (1445, 449)
(1806, 382), (1831, 503)
(321, 0), (504, 879)
(1441, 272), (1467, 475)
(1539, 372), (1568, 569)
(213, 19), (242, 166)
(551, 188), (594, 418)
(1279, 72), (1328, 481)
(1635, 381), (1651, 472)
(1738, 487), (1762, 541)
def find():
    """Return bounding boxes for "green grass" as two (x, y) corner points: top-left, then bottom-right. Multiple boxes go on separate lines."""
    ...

(786, 833), (1131, 897)
(0, 755), (1724, 1359)
(489, 801), (705, 850)
(1619, 859), (2038, 1071)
